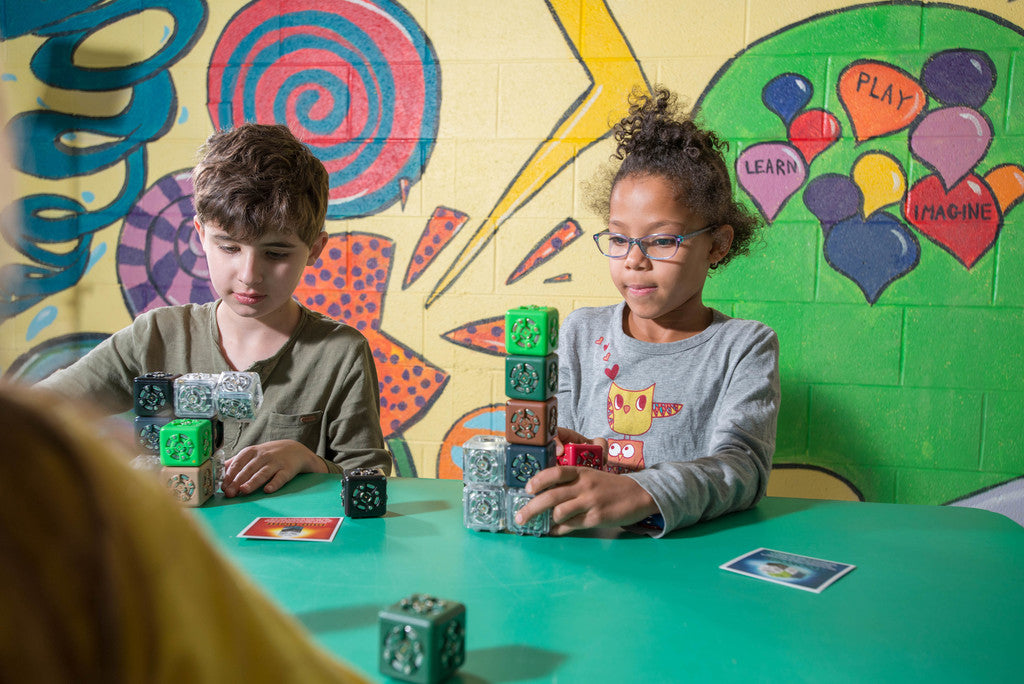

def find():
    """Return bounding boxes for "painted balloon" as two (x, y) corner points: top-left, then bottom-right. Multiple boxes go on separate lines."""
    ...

(910, 106), (992, 190)
(983, 164), (1024, 215)
(903, 173), (1000, 269)
(921, 49), (995, 108)
(852, 152), (906, 217)
(837, 60), (925, 142)
(803, 174), (861, 231)
(762, 72), (813, 125)
(788, 109), (841, 164)
(736, 142), (807, 223)
(824, 212), (920, 304)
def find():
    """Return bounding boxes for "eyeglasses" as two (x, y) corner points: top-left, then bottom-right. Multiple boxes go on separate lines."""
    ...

(592, 225), (717, 260)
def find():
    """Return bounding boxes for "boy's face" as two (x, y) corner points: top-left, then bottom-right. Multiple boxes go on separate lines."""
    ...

(606, 174), (730, 339)
(194, 219), (327, 327)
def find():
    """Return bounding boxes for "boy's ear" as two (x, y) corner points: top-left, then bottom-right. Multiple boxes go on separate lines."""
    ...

(306, 231), (329, 265)
(193, 218), (205, 240)
(711, 224), (734, 264)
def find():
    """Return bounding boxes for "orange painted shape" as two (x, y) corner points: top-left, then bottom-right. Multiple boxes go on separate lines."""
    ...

(984, 164), (1024, 215)
(838, 61), (925, 142)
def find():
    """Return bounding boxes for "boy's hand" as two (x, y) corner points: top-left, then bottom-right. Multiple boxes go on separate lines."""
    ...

(515, 465), (659, 535)
(221, 439), (327, 497)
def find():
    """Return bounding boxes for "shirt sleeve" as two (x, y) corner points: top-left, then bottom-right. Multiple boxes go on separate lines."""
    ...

(626, 327), (780, 537)
(324, 333), (392, 475)
(34, 317), (148, 413)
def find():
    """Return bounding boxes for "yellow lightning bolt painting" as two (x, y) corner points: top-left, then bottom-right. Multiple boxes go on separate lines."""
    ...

(425, 0), (649, 307)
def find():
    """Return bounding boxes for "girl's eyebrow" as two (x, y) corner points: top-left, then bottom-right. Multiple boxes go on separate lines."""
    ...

(608, 219), (687, 230)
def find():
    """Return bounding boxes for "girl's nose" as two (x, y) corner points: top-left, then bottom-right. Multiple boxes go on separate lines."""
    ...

(623, 242), (649, 269)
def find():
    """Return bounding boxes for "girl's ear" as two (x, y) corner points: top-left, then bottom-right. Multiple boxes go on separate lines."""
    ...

(710, 224), (734, 265)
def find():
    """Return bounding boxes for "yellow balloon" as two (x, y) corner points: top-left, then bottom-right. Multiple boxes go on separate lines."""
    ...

(852, 153), (907, 217)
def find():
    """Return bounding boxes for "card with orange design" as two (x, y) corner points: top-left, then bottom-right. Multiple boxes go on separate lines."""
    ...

(237, 517), (343, 542)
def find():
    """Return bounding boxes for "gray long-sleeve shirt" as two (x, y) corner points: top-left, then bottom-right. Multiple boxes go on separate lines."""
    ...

(37, 301), (391, 474)
(557, 302), (779, 536)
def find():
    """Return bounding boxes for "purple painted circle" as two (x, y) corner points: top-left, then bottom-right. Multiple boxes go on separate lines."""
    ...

(117, 170), (216, 317)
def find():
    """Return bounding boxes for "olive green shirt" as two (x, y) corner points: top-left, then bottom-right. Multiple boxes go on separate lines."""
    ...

(38, 301), (390, 474)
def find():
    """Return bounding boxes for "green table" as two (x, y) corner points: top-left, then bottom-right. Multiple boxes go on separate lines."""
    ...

(195, 476), (1024, 682)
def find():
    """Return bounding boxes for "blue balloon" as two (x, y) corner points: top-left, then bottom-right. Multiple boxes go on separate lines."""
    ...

(762, 73), (813, 125)
(824, 213), (920, 304)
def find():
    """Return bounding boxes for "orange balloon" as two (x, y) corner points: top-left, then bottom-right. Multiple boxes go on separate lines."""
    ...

(984, 164), (1024, 214)
(838, 60), (926, 142)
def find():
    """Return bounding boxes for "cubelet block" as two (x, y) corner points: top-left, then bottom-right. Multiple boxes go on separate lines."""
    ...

(174, 373), (218, 418)
(216, 371), (263, 420)
(505, 442), (555, 488)
(461, 435), (508, 486)
(379, 594), (466, 684)
(159, 418), (213, 467)
(505, 398), (557, 446)
(342, 467), (388, 518)
(505, 353), (558, 401)
(463, 484), (505, 532)
(161, 458), (214, 507)
(133, 372), (180, 416)
(506, 489), (550, 536)
(505, 305), (558, 356)
(558, 442), (606, 469)
(134, 415), (172, 454)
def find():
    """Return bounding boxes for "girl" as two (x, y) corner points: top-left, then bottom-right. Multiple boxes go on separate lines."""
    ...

(516, 88), (780, 537)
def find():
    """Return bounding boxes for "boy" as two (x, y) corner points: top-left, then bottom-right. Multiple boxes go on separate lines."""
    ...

(38, 124), (391, 495)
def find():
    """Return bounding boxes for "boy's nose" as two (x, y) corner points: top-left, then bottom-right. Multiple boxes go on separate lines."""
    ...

(239, 254), (262, 285)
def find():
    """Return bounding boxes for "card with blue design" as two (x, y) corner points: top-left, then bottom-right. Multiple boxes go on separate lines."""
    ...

(720, 547), (855, 593)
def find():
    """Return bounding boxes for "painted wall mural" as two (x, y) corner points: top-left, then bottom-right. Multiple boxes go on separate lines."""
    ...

(1, 0), (207, 320)
(1, 1), (1022, 521)
(207, 0), (440, 219)
(700, 4), (1023, 304)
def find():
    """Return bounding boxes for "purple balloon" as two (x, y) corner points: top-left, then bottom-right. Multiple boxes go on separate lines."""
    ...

(910, 106), (992, 189)
(803, 174), (862, 225)
(736, 142), (807, 223)
(921, 49), (995, 108)
(824, 212), (920, 304)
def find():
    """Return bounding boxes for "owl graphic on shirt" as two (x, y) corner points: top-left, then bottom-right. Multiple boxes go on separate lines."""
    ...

(605, 381), (683, 472)
(607, 381), (683, 434)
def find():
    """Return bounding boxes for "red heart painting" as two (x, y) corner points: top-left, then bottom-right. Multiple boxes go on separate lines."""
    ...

(903, 173), (1001, 268)
(604, 364), (619, 380)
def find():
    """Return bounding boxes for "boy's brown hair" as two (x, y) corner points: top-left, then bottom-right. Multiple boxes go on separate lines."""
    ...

(191, 123), (329, 247)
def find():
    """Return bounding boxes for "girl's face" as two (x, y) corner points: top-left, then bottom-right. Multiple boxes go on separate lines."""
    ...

(606, 174), (731, 342)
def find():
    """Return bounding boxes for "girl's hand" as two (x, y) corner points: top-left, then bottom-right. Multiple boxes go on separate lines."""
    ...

(515, 464), (659, 535)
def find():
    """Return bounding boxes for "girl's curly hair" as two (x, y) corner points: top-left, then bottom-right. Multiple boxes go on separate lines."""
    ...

(587, 87), (762, 269)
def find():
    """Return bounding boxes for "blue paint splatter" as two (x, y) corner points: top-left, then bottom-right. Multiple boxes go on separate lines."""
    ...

(1, 74), (16, 81)
(82, 191), (95, 203)
(85, 242), (107, 274)
(178, 107), (189, 124)
(162, 26), (170, 43)
(26, 306), (58, 341)
(465, 407), (505, 431)
(36, 97), (49, 109)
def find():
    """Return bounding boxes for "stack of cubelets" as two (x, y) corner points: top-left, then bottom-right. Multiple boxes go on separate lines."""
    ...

(462, 305), (558, 536)
(133, 371), (263, 507)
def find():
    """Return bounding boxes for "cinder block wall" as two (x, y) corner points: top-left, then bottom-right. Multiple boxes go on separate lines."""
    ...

(1, 1), (1021, 519)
